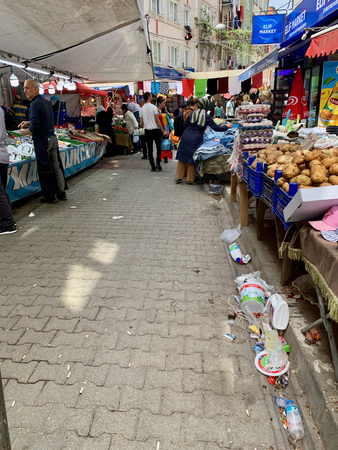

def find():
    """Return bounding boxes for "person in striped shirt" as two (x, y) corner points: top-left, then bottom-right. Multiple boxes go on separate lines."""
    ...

(7, 95), (27, 129)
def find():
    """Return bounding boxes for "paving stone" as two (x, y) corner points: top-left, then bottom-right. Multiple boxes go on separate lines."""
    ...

(35, 381), (82, 407)
(93, 348), (130, 367)
(28, 361), (70, 384)
(4, 380), (44, 406)
(166, 352), (203, 372)
(162, 389), (203, 416)
(184, 337), (219, 357)
(169, 323), (201, 339)
(105, 365), (146, 389)
(90, 407), (139, 439)
(18, 329), (56, 346)
(0, 316), (20, 330)
(44, 404), (94, 436)
(12, 429), (65, 450)
(0, 328), (25, 344)
(150, 335), (185, 353)
(125, 308), (156, 322)
(182, 370), (224, 395)
(25, 344), (97, 365)
(76, 382), (120, 410)
(136, 410), (182, 442)
(44, 317), (79, 333)
(116, 333), (151, 351)
(119, 385), (162, 414)
(130, 350), (166, 370)
(12, 316), (50, 332)
(60, 431), (111, 450)
(1, 360), (37, 383)
(9, 304), (44, 318)
(66, 362), (109, 386)
(183, 415), (229, 446)
(137, 320), (169, 338)
(0, 342), (31, 362)
(145, 368), (183, 391)
(7, 402), (52, 433)
(49, 331), (87, 348)
(109, 435), (158, 450)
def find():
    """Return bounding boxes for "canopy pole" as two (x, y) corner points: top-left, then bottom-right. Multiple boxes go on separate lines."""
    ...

(145, 15), (157, 96)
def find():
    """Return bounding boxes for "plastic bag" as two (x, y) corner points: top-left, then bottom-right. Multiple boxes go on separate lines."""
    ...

(263, 324), (289, 370)
(220, 224), (241, 243)
(203, 183), (224, 195)
(133, 135), (139, 143)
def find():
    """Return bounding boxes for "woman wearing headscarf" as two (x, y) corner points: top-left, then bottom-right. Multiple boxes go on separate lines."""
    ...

(174, 98), (232, 185)
(96, 106), (116, 155)
(260, 90), (274, 120)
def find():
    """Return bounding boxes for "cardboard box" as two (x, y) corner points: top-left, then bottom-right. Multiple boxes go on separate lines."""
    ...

(284, 186), (338, 223)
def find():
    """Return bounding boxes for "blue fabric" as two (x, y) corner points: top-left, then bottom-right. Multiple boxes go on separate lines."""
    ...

(193, 143), (227, 162)
(203, 126), (236, 141)
(176, 113), (229, 165)
(166, 113), (174, 131)
(151, 82), (160, 94)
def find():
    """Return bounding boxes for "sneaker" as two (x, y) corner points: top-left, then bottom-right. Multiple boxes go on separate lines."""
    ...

(163, 156), (168, 163)
(156, 164), (162, 171)
(151, 167), (156, 172)
(0, 225), (17, 235)
(57, 192), (67, 201)
(175, 179), (182, 184)
(40, 196), (58, 204)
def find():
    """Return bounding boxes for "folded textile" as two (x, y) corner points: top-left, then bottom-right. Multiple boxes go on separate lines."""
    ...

(193, 142), (227, 162)
(203, 126), (236, 141)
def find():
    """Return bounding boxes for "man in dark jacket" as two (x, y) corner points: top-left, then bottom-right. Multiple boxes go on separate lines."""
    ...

(19, 80), (66, 203)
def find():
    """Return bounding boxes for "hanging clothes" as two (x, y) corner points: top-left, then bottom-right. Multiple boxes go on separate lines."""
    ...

(128, 84), (135, 96)
(159, 82), (169, 95)
(151, 81), (160, 94)
(143, 81), (151, 93)
(218, 77), (229, 94)
(207, 79), (218, 95)
(229, 77), (241, 95)
(251, 73), (263, 89)
(182, 79), (194, 98)
(125, 85), (130, 97)
(194, 79), (207, 98)
(176, 81), (183, 95)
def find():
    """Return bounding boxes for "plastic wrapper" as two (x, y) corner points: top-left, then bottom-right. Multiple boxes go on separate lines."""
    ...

(203, 183), (224, 195)
(263, 324), (289, 370)
(219, 224), (241, 243)
(133, 135), (139, 143)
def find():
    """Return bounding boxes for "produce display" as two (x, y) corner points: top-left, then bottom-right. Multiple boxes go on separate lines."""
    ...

(112, 123), (129, 135)
(248, 143), (338, 192)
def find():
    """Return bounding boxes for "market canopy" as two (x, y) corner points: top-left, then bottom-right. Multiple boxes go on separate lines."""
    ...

(238, 48), (279, 83)
(43, 81), (108, 97)
(0, 0), (152, 83)
(305, 28), (338, 59)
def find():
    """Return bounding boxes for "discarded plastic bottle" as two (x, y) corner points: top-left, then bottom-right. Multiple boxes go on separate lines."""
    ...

(229, 243), (243, 264)
(285, 401), (304, 440)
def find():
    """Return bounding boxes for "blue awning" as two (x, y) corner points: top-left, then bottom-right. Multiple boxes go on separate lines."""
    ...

(154, 66), (194, 80)
(238, 48), (279, 83)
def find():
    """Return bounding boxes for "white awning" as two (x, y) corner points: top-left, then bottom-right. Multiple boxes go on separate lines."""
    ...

(0, 0), (153, 83)
(186, 69), (244, 80)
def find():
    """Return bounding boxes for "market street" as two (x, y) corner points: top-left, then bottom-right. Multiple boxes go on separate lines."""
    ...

(0, 156), (286, 450)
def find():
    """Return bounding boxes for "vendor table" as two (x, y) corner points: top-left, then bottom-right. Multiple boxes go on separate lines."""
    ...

(287, 224), (338, 382)
(114, 134), (133, 154)
(7, 141), (105, 202)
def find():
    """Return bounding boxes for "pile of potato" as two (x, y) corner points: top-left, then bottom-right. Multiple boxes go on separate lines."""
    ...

(249, 143), (338, 193)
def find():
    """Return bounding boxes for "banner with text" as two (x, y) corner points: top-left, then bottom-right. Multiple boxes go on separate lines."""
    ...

(284, 0), (338, 46)
(7, 141), (105, 202)
(252, 14), (285, 45)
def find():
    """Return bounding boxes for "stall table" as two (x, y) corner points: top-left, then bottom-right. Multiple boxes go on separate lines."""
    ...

(114, 134), (133, 154)
(7, 140), (105, 202)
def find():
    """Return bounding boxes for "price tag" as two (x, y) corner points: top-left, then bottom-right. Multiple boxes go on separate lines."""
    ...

(301, 133), (320, 150)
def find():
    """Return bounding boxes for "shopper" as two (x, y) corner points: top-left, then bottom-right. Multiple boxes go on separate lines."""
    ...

(241, 94), (252, 105)
(260, 89), (274, 120)
(96, 106), (116, 155)
(136, 99), (148, 159)
(173, 103), (186, 139)
(5, 94), (28, 130)
(215, 101), (224, 118)
(175, 98), (232, 185)
(122, 104), (138, 154)
(226, 96), (235, 119)
(19, 80), (67, 204)
(0, 107), (17, 235)
(157, 97), (174, 163)
(139, 92), (168, 172)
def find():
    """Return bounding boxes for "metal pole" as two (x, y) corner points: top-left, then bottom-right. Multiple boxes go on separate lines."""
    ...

(0, 370), (11, 450)
(145, 15), (157, 96)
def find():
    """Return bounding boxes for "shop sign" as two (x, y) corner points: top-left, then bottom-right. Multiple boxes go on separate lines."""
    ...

(251, 14), (285, 45)
(238, 48), (279, 83)
(284, 0), (338, 46)
(319, 61), (338, 128)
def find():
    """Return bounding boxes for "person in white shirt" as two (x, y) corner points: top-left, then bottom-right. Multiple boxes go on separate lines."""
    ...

(122, 104), (138, 154)
(139, 92), (168, 172)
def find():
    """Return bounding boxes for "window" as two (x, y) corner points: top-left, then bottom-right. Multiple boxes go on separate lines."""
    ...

(264, 1), (268, 10)
(259, 0), (263, 8)
(184, 49), (191, 68)
(151, 40), (163, 64)
(246, 0), (249, 9)
(184, 8), (190, 26)
(168, 46), (179, 67)
(149, 0), (163, 15)
(212, 11), (216, 27)
(168, 1), (179, 22)
(201, 3), (210, 22)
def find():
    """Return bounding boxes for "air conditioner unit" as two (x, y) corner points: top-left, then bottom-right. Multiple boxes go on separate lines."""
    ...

(207, 59), (214, 67)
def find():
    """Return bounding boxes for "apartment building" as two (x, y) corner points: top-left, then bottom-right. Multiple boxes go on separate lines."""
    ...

(146, 0), (220, 74)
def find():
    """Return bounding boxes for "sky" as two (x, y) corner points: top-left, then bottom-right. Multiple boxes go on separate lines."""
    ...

(269, 0), (294, 11)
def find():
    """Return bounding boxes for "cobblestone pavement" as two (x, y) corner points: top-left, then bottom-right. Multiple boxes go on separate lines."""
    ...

(0, 156), (284, 450)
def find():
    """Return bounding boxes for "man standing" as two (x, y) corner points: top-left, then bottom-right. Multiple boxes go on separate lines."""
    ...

(5, 94), (27, 130)
(19, 80), (66, 203)
(139, 92), (168, 172)
(138, 99), (148, 160)
(0, 107), (17, 235)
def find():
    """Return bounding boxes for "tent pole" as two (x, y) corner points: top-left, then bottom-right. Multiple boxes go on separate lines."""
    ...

(145, 15), (157, 96)
(56, 86), (63, 126)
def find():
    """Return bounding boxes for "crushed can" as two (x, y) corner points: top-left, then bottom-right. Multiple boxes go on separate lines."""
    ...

(276, 372), (289, 389)
(305, 328), (321, 345)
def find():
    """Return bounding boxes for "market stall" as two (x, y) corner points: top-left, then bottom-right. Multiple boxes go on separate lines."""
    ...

(6, 130), (107, 202)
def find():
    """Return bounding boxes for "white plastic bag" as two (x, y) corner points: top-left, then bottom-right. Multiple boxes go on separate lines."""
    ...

(220, 224), (241, 243)
(133, 135), (139, 143)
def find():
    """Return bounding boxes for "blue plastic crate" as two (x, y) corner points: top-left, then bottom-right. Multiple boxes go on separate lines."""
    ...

(248, 164), (263, 198)
(262, 172), (276, 213)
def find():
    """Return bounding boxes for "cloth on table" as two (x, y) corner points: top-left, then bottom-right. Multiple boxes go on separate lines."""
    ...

(193, 140), (228, 162)
(199, 153), (231, 177)
(203, 126), (236, 142)
(287, 223), (338, 323)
